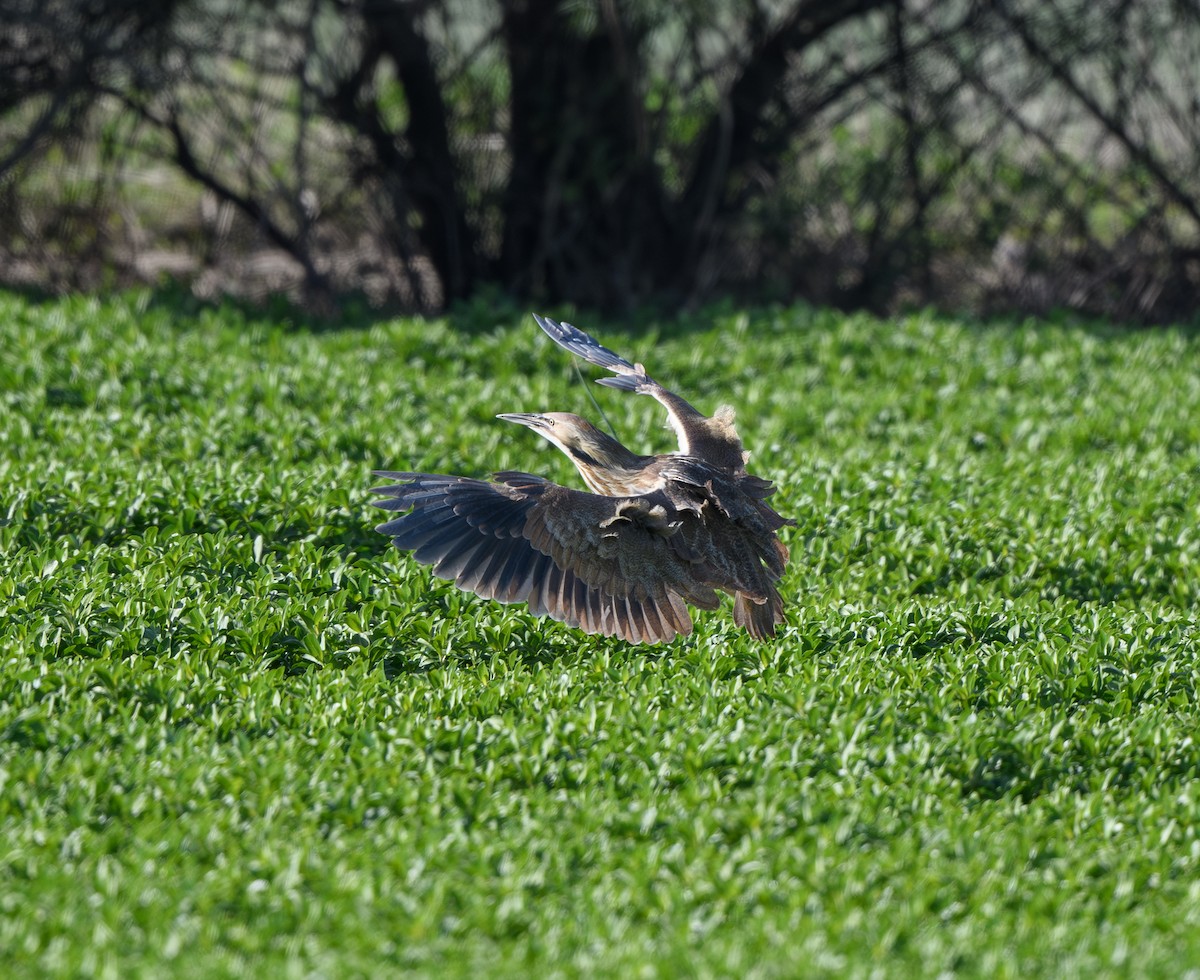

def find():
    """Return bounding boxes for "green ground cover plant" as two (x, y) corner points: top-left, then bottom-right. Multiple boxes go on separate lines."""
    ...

(2, 290), (1199, 977)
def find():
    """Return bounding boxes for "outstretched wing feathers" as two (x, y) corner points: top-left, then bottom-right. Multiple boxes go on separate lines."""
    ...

(372, 472), (697, 643)
(533, 313), (643, 377)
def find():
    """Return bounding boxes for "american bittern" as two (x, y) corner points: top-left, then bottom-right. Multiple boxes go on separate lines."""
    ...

(372, 317), (792, 643)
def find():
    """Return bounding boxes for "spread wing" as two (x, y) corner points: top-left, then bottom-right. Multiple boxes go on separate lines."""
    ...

(533, 314), (748, 471)
(371, 471), (720, 644)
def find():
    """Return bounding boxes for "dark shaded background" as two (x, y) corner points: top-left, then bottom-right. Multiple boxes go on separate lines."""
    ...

(2, 0), (1198, 321)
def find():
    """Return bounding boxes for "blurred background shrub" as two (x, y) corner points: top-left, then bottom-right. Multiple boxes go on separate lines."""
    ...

(2, 0), (1198, 320)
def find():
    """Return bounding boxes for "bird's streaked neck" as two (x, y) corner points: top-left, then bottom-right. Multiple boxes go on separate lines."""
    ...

(550, 436), (649, 494)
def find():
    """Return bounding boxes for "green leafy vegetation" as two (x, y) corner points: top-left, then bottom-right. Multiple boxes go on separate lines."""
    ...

(2, 290), (1199, 977)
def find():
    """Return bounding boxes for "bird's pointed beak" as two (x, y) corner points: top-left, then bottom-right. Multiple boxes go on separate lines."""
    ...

(496, 412), (550, 430)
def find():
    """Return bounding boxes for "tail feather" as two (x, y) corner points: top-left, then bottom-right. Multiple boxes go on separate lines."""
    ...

(732, 586), (784, 640)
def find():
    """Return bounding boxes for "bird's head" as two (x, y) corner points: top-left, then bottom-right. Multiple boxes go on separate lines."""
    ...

(496, 412), (644, 475)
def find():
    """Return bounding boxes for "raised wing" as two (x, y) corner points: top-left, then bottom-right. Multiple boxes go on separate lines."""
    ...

(371, 471), (718, 644)
(533, 312), (647, 384)
(533, 314), (749, 471)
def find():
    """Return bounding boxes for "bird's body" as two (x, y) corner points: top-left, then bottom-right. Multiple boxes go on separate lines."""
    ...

(373, 316), (793, 643)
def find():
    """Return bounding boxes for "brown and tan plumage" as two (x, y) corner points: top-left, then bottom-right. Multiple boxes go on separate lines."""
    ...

(372, 471), (709, 643)
(372, 316), (792, 643)
(527, 316), (794, 638)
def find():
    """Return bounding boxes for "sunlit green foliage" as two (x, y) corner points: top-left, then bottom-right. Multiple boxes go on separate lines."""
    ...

(2, 290), (1199, 976)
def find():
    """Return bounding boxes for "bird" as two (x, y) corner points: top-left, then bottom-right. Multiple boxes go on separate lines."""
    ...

(372, 316), (792, 643)
(525, 316), (793, 635)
